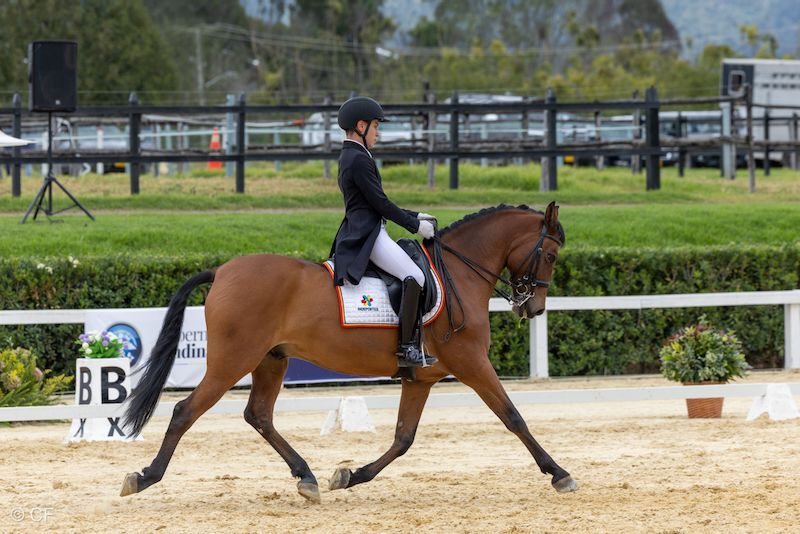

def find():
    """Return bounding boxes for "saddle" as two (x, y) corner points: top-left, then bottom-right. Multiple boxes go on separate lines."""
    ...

(362, 239), (438, 317)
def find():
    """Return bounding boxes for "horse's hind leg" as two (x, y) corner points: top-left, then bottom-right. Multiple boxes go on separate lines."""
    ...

(120, 373), (241, 496)
(244, 354), (320, 503)
(455, 358), (578, 493)
(329, 377), (435, 491)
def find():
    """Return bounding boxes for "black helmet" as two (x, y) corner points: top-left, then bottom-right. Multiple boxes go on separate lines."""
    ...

(337, 96), (387, 130)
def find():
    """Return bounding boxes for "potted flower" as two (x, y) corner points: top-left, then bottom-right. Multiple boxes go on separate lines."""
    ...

(659, 317), (750, 418)
(76, 330), (125, 359)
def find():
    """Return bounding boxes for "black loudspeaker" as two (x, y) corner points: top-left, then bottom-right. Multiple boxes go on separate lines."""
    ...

(28, 40), (78, 112)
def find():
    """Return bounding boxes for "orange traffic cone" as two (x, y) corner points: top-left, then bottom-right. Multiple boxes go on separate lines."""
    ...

(208, 127), (222, 170)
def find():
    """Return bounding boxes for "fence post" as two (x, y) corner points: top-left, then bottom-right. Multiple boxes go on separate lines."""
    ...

(521, 98), (530, 166)
(225, 94), (235, 178)
(763, 109), (771, 176)
(323, 95), (332, 179)
(786, 301), (800, 370)
(529, 311), (549, 378)
(541, 88), (557, 191)
(11, 93), (22, 197)
(128, 92), (140, 195)
(645, 86), (660, 190)
(746, 84), (756, 193)
(791, 113), (799, 170)
(449, 90), (459, 189)
(720, 101), (734, 179)
(631, 89), (642, 175)
(427, 92), (436, 188)
(677, 112), (685, 177)
(236, 93), (246, 193)
(594, 110), (604, 171)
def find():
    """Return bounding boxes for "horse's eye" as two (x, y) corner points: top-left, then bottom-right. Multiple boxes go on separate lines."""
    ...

(546, 253), (557, 264)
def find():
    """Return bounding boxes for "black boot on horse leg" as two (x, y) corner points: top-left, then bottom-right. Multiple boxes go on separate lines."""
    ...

(396, 277), (436, 368)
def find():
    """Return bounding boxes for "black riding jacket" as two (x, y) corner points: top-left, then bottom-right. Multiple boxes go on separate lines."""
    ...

(329, 140), (420, 285)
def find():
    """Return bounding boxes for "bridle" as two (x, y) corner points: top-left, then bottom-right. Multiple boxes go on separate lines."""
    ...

(430, 221), (562, 340)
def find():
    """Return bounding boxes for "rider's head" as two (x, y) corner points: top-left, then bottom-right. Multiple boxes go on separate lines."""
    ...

(337, 96), (387, 149)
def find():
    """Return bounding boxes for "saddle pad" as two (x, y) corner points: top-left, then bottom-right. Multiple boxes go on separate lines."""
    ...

(323, 254), (444, 328)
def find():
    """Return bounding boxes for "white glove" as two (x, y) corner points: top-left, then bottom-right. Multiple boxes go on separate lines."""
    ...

(417, 212), (436, 221)
(417, 219), (435, 239)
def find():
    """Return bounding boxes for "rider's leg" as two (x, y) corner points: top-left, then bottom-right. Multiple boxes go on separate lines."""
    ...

(369, 227), (436, 367)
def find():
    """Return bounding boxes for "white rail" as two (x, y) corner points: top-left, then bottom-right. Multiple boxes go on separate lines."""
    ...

(1, 383), (798, 422)
(1, 290), (799, 382)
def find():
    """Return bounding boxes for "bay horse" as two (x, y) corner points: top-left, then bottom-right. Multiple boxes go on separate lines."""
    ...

(120, 201), (577, 502)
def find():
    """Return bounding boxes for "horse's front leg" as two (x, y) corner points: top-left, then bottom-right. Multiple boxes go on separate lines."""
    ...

(455, 358), (578, 493)
(329, 377), (435, 491)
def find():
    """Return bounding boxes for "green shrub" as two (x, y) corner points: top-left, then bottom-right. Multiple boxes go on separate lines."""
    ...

(659, 317), (749, 383)
(0, 347), (72, 407)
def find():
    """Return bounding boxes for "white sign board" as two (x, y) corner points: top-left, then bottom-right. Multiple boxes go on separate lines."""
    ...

(84, 307), (251, 389)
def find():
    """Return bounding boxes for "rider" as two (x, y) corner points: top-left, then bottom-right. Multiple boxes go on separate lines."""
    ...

(330, 96), (437, 369)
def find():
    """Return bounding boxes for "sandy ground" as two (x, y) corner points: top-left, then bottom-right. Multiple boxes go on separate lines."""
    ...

(2, 372), (800, 533)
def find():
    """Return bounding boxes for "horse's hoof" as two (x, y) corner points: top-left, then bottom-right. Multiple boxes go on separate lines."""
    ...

(297, 481), (321, 504)
(120, 472), (139, 497)
(328, 467), (351, 491)
(552, 475), (578, 493)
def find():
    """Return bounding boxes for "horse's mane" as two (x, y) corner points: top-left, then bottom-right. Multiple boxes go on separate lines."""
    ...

(439, 204), (566, 243)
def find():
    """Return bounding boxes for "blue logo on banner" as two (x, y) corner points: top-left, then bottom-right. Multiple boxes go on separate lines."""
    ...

(108, 323), (142, 367)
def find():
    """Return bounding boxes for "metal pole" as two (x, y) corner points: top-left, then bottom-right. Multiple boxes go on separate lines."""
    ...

(427, 92), (436, 189)
(632, 89), (641, 175)
(12, 93), (21, 197)
(236, 93), (246, 193)
(129, 92), (140, 195)
(449, 91), (459, 189)
(645, 86), (660, 190)
(746, 84), (756, 193)
(323, 95), (332, 179)
(763, 109), (771, 176)
(541, 88), (557, 191)
(194, 27), (205, 105)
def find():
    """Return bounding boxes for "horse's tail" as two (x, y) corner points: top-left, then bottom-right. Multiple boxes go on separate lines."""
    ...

(124, 270), (216, 437)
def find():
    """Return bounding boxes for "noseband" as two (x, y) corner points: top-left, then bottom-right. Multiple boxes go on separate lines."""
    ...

(507, 223), (563, 308)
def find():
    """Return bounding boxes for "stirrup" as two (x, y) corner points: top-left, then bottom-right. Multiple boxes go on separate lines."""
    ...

(396, 344), (437, 368)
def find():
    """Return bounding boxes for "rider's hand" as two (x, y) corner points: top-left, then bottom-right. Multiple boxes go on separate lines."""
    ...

(417, 220), (435, 239)
(417, 212), (436, 221)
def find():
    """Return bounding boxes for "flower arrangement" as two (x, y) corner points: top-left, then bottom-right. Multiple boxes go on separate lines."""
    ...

(659, 317), (750, 384)
(76, 330), (125, 359)
(0, 347), (72, 407)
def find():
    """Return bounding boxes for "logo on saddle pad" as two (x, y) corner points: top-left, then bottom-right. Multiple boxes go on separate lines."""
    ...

(358, 294), (377, 311)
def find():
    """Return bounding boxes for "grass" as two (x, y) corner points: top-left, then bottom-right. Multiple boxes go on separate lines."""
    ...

(1, 162), (800, 213)
(2, 203), (798, 260)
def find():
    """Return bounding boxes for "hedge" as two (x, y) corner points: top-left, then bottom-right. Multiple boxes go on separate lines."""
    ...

(1, 245), (798, 378)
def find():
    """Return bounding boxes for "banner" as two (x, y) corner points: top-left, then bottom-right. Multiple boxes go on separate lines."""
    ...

(84, 307), (374, 388)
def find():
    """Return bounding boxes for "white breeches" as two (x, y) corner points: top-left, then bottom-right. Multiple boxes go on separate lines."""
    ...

(369, 226), (425, 287)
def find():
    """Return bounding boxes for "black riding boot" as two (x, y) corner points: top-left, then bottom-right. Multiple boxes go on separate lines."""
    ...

(396, 277), (437, 368)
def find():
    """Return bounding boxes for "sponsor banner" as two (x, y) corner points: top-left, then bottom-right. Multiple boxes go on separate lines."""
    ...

(84, 307), (371, 388)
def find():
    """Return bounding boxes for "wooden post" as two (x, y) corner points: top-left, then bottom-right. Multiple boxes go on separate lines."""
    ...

(323, 95), (332, 179)
(677, 112), (685, 177)
(763, 109), (771, 176)
(225, 94), (235, 178)
(632, 90), (642, 175)
(236, 93), (246, 193)
(521, 98), (530, 165)
(427, 92), (436, 189)
(791, 113), (799, 170)
(128, 92), (141, 195)
(645, 86), (660, 190)
(541, 88), (557, 191)
(449, 91), (459, 189)
(594, 110), (604, 170)
(746, 84), (756, 193)
(11, 93), (22, 197)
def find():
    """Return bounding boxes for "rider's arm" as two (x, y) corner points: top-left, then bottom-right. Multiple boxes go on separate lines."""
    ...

(352, 155), (420, 233)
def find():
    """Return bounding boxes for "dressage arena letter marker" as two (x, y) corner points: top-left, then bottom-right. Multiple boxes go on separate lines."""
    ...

(66, 358), (141, 443)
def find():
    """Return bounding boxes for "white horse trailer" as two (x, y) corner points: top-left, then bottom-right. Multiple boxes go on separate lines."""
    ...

(721, 58), (800, 163)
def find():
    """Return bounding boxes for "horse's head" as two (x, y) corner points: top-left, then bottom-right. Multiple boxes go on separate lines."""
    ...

(506, 201), (564, 319)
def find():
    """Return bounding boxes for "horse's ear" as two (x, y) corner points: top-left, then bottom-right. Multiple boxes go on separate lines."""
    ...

(544, 201), (559, 227)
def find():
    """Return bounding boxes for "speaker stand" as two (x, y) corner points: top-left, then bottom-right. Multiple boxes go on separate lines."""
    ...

(20, 112), (94, 224)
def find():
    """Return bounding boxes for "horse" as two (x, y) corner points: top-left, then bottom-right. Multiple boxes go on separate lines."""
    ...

(120, 201), (577, 503)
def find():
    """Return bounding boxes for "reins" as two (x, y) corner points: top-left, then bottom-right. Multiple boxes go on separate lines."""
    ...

(428, 221), (562, 341)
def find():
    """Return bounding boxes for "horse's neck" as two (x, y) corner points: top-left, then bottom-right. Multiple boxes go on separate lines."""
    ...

(443, 216), (516, 293)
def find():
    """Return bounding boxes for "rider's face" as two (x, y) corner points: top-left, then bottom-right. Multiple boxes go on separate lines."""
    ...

(357, 119), (379, 148)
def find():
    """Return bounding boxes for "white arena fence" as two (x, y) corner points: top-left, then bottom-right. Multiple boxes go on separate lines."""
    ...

(1, 289), (799, 423)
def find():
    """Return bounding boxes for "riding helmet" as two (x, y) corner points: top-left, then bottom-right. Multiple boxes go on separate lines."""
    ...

(337, 96), (388, 130)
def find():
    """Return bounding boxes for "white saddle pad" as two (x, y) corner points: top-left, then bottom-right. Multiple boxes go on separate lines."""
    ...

(323, 259), (444, 328)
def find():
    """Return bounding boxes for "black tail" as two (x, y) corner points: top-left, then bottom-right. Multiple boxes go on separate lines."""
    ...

(124, 270), (215, 436)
